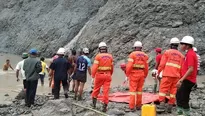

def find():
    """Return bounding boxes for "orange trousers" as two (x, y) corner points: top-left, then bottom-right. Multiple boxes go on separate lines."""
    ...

(129, 74), (145, 109)
(159, 76), (179, 105)
(92, 72), (111, 104)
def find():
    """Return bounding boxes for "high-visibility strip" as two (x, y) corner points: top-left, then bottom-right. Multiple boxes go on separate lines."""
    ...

(128, 58), (134, 62)
(166, 62), (181, 69)
(129, 92), (137, 95)
(170, 94), (175, 98)
(98, 66), (111, 71)
(159, 92), (166, 96)
(133, 64), (145, 68)
(94, 60), (99, 64)
(136, 92), (142, 95)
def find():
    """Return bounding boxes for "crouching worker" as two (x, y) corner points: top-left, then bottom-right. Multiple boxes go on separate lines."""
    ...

(91, 42), (114, 112)
(126, 41), (149, 111)
(74, 48), (91, 100)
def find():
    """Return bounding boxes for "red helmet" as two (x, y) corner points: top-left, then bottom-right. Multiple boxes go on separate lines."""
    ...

(120, 63), (126, 69)
(155, 48), (162, 53)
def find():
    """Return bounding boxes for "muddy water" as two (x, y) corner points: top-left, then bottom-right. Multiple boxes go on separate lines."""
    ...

(0, 53), (205, 104)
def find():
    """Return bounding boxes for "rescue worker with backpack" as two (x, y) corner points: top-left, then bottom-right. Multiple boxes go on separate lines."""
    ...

(157, 38), (184, 113)
(91, 42), (114, 112)
(126, 41), (149, 111)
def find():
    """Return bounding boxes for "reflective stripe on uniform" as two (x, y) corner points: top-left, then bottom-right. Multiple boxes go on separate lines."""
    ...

(170, 94), (175, 98)
(130, 92), (137, 95)
(136, 92), (142, 95)
(159, 92), (166, 96)
(98, 66), (111, 71)
(166, 62), (181, 69)
(94, 60), (99, 64)
(133, 64), (145, 68)
(128, 58), (134, 62)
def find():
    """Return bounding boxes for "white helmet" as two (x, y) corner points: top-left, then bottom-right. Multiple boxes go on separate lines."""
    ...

(98, 42), (107, 48)
(193, 47), (197, 52)
(180, 36), (194, 45)
(170, 37), (180, 44)
(83, 48), (89, 54)
(57, 48), (65, 55)
(133, 41), (142, 47)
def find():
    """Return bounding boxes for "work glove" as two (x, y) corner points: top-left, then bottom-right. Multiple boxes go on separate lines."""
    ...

(151, 69), (158, 79)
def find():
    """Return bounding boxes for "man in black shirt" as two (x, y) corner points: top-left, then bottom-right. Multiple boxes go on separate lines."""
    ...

(49, 48), (71, 99)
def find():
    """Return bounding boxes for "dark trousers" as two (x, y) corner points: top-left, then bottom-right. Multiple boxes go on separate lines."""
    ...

(23, 80), (27, 89)
(176, 79), (195, 109)
(25, 80), (38, 105)
(39, 74), (45, 84)
(54, 79), (69, 99)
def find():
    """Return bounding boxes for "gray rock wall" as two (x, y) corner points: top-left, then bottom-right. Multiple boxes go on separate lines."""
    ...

(0, 0), (106, 56)
(72, 0), (205, 73)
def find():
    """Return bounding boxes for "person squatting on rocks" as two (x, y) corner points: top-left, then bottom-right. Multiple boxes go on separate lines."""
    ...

(176, 36), (198, 116)
(91, 42), (114, 112)
(68, 49), (78, 92)
(23, 49), (42, 107)
(3, 59), (14, 71)
(49, 48), (72, 99)
(157, 38), (184, 113)
(74, 48), (91, 100)
(152, 47), (162, 93)
(39, 57), (49, 86)
(126, 41), (149, 111)
(16, 53), (29, 91)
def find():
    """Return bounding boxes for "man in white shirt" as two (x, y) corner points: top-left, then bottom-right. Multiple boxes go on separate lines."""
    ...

(16, 53), (29, 90)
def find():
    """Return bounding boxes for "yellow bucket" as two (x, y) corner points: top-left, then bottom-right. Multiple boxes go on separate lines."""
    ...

(141, 104), (156, 116)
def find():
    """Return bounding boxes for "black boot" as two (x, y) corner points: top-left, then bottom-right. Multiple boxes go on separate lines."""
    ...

(78, 95), (82, 101)
(102, 103), (107, 112)
(166, 104), (173, 113)
(92, 98), (97, 108)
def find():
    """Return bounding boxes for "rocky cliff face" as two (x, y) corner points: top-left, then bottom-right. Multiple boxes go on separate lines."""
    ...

(0, 0), (106, 55)
(71, 0), (205, 73)
(1, 0), (205, 73)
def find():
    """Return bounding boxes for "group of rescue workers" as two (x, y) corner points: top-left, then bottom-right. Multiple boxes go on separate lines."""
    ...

(13, 35), (199, 116)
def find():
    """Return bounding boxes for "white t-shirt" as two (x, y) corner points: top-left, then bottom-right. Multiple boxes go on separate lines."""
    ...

(15, 60), (26, 80)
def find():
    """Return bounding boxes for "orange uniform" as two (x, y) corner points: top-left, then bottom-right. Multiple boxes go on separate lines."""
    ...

(126, 51), (149, 109)
(158, 49), (184, 105)
(91, 53), (114, 104)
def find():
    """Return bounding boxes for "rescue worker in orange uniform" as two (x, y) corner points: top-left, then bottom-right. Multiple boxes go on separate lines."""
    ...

(126, 41), (149, 111)
(157, 38), (184, 113)
(91, 42), (114, 112)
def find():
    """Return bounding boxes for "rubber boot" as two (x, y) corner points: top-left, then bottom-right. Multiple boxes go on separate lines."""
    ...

(166, 104), (173, 113)
(92, 98), (97, 108)
(183, 108), (190, 116)
(78, 95), (82, 101)
(157, 102), (166, 113)
(102, 103), (107, 112)
(177, 106), (183, 115)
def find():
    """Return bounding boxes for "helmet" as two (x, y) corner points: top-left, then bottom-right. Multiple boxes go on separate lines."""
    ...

(170, 37), (180, 44)
(29, 49), (37, 54)
(155, 48), (162, 53)
(193, 47), (197, 52)
(133, 41), (142, 47)
(98, 42), (107, 48)
(180, 36), (194, 45)
(57, 48), (65, 55)
(22, 53), (28, 58)
(83, 48), (89, 54)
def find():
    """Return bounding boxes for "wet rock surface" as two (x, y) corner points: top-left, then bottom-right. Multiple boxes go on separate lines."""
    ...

(1, 83), (205, 116)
